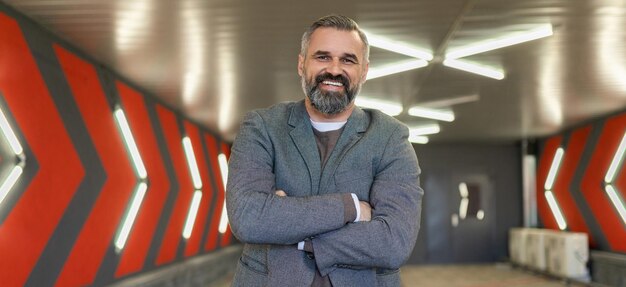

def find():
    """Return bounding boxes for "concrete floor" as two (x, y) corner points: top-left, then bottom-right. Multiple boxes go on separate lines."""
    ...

(211, 263), (585, 286)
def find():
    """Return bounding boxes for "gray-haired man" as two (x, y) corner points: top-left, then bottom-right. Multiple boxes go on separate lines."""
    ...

(226, 14), (423, 287)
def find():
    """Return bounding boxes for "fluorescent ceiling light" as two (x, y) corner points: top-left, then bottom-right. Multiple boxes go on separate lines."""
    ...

(114, 108), (147, 179)
(183, 190), (203, 239)
(545, 190), (567, 230)
(544, 147), (564, 190)
(0, 165), (23, 206)
(182, 137), (202, 189)
(604, 184), (626, 224)
(355, 97), (402, 116)
(409, 124), (440, 136)
(367, 59), (428, 80)
(445, 24), (553, 59)
(115, 182), (148, 251)
(0, 107), (23, 155)
(408, 135), (429, 144)
(363, 30), (433, 61)
(443, 59), (505, 80)
(418, 94), (480, 109)
(408, 106), (455, 122)
(605, 131), (626, 183)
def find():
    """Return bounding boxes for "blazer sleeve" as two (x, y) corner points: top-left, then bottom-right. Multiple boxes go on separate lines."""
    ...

(311, 124), (424, 275)
(226, 111), (354, 245)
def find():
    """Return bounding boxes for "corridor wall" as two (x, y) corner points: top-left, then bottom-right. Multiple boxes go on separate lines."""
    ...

(0, 5), (235, 286)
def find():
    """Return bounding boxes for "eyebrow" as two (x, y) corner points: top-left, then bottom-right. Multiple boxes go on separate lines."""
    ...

(312, 50), (360, 62)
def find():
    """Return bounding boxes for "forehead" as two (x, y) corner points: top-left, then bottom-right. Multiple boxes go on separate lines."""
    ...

(307, 28), (365, 58)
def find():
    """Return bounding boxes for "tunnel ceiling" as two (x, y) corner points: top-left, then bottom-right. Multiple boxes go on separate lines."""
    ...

(3, 0), (626, 143)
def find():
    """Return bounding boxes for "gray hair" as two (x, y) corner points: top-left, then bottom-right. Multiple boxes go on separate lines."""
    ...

(300, 15), (370, 61)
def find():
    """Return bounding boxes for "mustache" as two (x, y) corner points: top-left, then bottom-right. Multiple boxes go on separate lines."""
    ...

(314, 73), (350, 88)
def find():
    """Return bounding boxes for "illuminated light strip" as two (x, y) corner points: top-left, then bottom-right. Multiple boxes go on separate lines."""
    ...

(445, 24), (553, 59)
(605, 131), (626, 183)
(545, 190), (567, 230)
(114, 108), (147, 179)
(363, 31), (433, 61)
(183, 190), (203, 239)
(182, 137), (203, 189)
(217, 153), (229, 234)
(443, 59), (505, 80)
(459, 183), (469, 220)
(459, 198), (469, 220)
(544, 147), (564, 190)
(0, 106), (23, 155)
(408, 135), (428, 144)
(114, 182), (148, 251)
(459, 182), (469, 198)
(407, 106), (455, 122)
(409, 124), (441, 136)
(355, 97), (402, 116)
(0, 166), (23, 206)
(604, 185), (626, 224)
(367, 59), (429, 80)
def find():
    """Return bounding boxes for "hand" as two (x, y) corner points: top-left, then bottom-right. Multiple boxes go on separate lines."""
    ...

(359, 201), (372, 222)
(275, 190), (287, 197)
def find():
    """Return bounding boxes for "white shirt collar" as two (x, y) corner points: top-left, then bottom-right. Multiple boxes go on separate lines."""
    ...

(310, 119), (347, 132)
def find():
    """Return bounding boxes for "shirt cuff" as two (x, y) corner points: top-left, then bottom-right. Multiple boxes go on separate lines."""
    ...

(297, 241), (305, 250)
(351, 193), (361, 222)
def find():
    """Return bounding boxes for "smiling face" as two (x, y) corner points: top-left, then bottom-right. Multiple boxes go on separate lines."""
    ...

(298, 27), (369, 119)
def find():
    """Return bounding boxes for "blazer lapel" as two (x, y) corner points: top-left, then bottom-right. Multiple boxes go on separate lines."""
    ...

(318, 106), (369, 194)
(288, 101), (322, 195)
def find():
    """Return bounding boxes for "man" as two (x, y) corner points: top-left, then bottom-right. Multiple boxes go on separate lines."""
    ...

(226, 15), (423, 287)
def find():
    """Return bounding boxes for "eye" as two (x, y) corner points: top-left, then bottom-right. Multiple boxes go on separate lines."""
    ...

(315, 55), (331, 61)
(342, 58), (357, 64)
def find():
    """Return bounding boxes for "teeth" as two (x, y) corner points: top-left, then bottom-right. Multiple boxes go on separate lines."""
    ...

(322, 80), (343, 87)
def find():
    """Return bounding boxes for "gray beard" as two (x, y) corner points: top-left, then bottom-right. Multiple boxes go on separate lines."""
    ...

(301, 76), (360, 115)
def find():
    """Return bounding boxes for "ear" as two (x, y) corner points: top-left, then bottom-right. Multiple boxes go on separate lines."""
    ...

(297, 54), (305, 77)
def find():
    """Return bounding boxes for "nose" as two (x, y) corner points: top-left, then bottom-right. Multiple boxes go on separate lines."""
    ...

(326, 58), (343, 76)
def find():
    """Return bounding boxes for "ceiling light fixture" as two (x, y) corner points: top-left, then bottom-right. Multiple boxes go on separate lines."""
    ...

(409, 124), (441, 136)
(367, 59), (429, 80)
(443, 59), (505, 80)
(408, 135), (429, 144)
(445, 24), (553, 59)
(355, 97), (403, 116)
(407, 106), (455, 122)
(363, 31), (433, 61)
(418, 94), (480, 109)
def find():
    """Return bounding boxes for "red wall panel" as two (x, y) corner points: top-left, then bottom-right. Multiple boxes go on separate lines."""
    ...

(552, 127), (593, 242)
(54, 45), (136, 286)
(203, 134), (224, 251)
(0, 15), (85, 287)
(220, 143), (233, 246)
(581, 114), (626, 252)
(536, 136), (562, 230)
(155, 106), (194, 265)
(183, 121), (212, 257)
(115, 82), (171, 277)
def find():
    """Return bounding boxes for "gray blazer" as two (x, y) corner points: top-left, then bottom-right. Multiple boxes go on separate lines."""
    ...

(226, 100), (423, 287)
